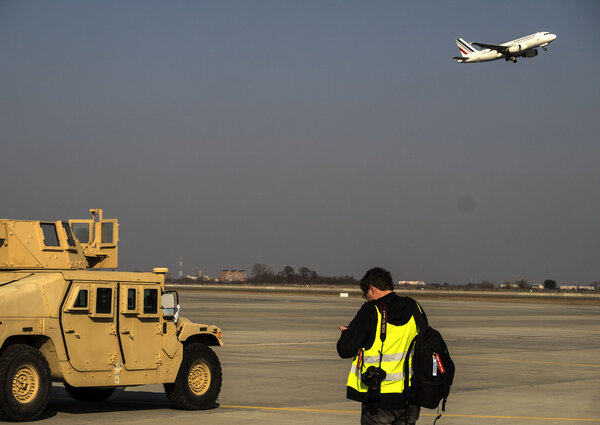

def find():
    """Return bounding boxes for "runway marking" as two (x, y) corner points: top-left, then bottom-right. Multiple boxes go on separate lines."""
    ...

(227, 341), (331, 347)
(226, 342), (333, 352)
(221, 404), (355, 414)
(440, 413), (600, 422)
(221, 405), (600, 422)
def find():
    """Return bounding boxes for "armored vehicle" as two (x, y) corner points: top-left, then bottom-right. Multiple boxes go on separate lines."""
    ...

(0, 209), (222, 421)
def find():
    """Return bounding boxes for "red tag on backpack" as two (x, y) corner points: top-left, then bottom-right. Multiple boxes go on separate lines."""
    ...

(435, 353), (445, 374)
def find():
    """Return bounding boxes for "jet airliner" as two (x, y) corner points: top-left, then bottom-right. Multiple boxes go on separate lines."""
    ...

(453, 32), (557, 63)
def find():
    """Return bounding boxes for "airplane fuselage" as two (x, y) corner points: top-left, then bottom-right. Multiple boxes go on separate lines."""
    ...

(458, 50), (502, 63)
(455, 32), (557, 63)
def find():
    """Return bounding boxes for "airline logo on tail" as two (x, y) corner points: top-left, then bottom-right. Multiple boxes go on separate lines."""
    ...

(452, 32), (557, 63)
(456, 38), (476, 57)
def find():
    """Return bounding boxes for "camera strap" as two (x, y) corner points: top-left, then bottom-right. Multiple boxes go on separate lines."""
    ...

(377, 300), (388, 367)
(378, 300), (387, 343)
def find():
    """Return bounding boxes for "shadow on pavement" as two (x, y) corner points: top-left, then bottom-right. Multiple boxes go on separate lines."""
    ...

(46, 385), (219, 417)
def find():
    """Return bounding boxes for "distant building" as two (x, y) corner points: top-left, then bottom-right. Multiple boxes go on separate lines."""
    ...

(398, 280), (425, 286)
(559, 285), (595, 291)
(220, 269), (246, 283)
(202, 275), (219, 282)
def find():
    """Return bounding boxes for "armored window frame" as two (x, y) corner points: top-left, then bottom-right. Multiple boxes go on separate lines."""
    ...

(73, 289), (88, 308)
(64, 284), (91, 312)
(62, 222), (77, 248)
(120, 285), (139, 314)
(39, 222), (63, 251)
(69, 220), (92, 245)
(99, 219), (118, 247)
(138, 287), (160, 318)
(127, 288), (137, 311)
(90, 285), (115, 318)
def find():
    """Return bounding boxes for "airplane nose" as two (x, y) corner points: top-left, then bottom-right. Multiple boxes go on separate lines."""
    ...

(549, 33), (557, 41)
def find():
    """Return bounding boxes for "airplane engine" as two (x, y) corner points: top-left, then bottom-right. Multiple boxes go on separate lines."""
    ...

(524, 49), (538, 58)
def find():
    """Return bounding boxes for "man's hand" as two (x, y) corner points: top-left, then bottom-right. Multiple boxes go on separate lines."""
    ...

(338, 326), (347, 331)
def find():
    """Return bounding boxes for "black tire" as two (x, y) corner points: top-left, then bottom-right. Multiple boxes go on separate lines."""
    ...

(0, 344), (51, 422)
(164, 343), (222, 410)
(64, 383), (116, 402)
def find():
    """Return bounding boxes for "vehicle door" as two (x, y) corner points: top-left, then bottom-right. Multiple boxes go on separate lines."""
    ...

(61, 282), (121, 371)
(118, 284), (163, 370)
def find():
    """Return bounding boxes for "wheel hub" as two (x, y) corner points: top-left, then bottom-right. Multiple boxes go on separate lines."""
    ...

(188, 362), (210, 396)
(12, 364), (39, 403)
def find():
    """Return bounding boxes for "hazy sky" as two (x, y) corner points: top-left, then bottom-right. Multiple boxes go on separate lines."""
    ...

(2, 1), (599, 284)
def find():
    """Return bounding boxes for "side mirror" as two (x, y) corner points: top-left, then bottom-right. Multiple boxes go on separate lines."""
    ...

(162, 291), (180, 323)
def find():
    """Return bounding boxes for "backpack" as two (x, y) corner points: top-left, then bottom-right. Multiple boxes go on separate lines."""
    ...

(404, 324), (455, 412)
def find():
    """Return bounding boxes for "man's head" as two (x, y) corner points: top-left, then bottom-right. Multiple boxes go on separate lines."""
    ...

(360, 267), (394, 298)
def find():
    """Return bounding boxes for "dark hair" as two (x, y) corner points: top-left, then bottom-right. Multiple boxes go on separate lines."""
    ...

(360, 267), (394, 293)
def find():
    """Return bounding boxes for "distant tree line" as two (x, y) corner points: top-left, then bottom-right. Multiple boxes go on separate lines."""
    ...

(249, 263), (358, 285)
(425, 279), (560, 290)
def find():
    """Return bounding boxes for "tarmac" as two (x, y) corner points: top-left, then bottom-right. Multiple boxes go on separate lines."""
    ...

(9, 290), (600, 425)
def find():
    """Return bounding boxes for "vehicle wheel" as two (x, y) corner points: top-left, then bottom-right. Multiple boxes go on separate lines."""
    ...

(164, 343), (222, 410)
(64, 383), (116, 402)
(0, 344), (51, 422)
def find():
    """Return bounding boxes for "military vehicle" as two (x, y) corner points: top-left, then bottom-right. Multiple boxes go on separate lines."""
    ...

(0, 209), (222, 421)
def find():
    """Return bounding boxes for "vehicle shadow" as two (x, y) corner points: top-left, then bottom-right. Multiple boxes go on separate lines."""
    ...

(45, 385), (219, 417)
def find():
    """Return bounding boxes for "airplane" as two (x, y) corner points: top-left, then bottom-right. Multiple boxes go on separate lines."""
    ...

(452, 31), (557, 63)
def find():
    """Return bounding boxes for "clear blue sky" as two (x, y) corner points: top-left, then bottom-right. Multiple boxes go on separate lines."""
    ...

(1, 1), (599, 284)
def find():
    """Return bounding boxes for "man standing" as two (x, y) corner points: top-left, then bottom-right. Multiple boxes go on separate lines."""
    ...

(337, 267), (426, 425)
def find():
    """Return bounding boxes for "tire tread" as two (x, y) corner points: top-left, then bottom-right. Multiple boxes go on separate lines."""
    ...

(164, 343), (222, 410)
(0, 344), (51, 422)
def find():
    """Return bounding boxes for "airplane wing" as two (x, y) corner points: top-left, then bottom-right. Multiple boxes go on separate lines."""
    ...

(471, 42), (509, 53)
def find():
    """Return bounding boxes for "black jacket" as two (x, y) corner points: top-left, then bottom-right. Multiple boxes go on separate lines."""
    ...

(337, 292), (427, 358)
(337, 292), (427, 407)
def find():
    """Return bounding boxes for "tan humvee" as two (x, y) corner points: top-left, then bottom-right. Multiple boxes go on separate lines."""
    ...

(0, 209), (222, 421)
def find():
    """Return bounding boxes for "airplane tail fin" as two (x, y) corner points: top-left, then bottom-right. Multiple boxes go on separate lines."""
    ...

(456, 38), (477, 57)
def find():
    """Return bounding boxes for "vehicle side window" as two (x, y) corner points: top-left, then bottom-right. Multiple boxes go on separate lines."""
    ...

(127, 288), (136, 311)
(74, 289), (88, 308)
(144, 289), (158, 314)
(71, 223), (90, 243)
(101, 222), (113, 243)
(40, 223), (60, 247)
(62, 222), (76, 247)
(96, 287), (112, 314)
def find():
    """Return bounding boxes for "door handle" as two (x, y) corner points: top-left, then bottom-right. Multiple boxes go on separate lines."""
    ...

(64, 329), (80, 338)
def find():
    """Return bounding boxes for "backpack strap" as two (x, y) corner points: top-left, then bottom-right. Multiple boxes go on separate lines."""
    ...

(414, 300), (429, 331)
(404, 335), (417, 425)
(404, 333), (417, 398)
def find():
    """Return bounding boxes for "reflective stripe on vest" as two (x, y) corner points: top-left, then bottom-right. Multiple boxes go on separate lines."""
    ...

(346, 306), (418, 396)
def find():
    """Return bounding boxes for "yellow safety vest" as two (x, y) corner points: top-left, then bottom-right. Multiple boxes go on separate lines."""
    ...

(346, 304), (419, 400)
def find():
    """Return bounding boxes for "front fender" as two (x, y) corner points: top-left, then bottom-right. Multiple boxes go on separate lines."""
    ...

(177, 317), (223, 346)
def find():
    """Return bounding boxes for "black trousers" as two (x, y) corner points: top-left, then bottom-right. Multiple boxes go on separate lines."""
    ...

(361, 403), (420, 425)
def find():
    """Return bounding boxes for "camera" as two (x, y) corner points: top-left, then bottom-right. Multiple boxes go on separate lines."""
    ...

(361, 366), (387, 400)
